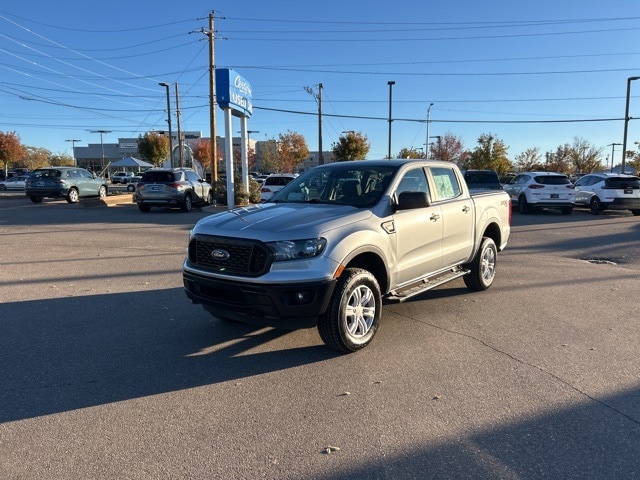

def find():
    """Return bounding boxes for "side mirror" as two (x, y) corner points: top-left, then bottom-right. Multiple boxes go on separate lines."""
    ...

(394, 191), (430, 211)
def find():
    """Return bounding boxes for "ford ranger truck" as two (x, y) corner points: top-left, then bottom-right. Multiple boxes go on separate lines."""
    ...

(183, 159), (511, 352)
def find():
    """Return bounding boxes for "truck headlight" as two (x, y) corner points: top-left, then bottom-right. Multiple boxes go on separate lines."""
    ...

(267, 238), (327, 261)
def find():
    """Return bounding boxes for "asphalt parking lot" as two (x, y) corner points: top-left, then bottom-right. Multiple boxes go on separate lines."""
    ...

(1, 195), (639, 479)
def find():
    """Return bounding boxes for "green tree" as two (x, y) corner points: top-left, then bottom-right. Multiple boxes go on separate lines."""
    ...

(545, 144), (574, 174)
(397, 147), (424, 159)
(137, 132), (170, 167)
(513, 147), (541, 171)
(465, 133), (512, 175)
(429, 132), (466, 164)
(569, 137), (602, 173)
(332, 131), (370, 160)
(0, 131), (26, 176)
(49, 152), (75, 167)
(277, 130), (309, 173)
(23, 146), (52, 170)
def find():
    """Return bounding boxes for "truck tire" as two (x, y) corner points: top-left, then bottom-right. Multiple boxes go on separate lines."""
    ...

(317, 268), (381, 353)
(463, 237), (497, 291)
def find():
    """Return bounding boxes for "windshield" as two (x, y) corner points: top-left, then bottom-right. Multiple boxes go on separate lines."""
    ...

(270, 164), (397, 207)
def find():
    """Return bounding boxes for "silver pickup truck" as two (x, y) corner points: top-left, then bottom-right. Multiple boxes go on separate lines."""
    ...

(183, 159), (511, 352)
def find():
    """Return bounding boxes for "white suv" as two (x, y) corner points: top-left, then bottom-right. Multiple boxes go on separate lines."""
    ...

(503, 172), (575, 215)
(574, 173), (640, 216)
(259, 174), (297, 202)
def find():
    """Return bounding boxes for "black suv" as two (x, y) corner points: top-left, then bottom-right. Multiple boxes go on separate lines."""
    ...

(462, 170), (503, 192)
(134, 167), (213, 212)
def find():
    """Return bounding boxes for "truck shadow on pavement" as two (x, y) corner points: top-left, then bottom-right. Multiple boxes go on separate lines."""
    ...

(3, 287), (640, 478)
(0, 287), (338, 423)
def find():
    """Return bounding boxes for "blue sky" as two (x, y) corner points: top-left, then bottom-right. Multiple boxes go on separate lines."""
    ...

(2, 0), (640, 165)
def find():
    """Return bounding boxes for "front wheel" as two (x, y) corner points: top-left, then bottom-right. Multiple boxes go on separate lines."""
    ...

(126, 184), (135, 192)
(631, 209), (640, 216)
(66, 188), (79, 203)
(30, 196), (43, 203)
(464, 237), (497, 291)
(98, 185), (107, 198)
(0, 185), (6, 191)
(138, 204), (151, 212)
(317, 268), (381, 353)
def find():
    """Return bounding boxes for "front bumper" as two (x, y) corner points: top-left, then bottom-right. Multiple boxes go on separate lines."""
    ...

(183, 270), (337, 329)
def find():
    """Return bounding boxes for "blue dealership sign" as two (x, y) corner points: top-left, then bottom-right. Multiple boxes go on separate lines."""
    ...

(216, 69), (252, 117)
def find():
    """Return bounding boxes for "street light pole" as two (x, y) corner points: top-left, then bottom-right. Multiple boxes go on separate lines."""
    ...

(90, 130), (111, 175)
(621, 76), (640, 174)
(426, 102), (434, 160)
(159, 82), (173, 167)
(429, 135), (442, 161)
(607, 142), (622, 172)
(65, 139), (81, 166)
(387, 81), (395, 159)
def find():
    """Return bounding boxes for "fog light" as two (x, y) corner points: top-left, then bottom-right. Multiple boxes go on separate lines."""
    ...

(295, 291), (311, 303)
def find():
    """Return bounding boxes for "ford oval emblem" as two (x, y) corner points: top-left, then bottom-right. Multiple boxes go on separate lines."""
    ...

(212, 249), (230, 261)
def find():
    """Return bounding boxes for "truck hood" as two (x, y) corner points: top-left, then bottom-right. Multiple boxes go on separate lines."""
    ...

(192, 203), (373, 240)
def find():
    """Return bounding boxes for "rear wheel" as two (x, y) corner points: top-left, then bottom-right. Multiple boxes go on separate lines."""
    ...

(206, 190), (213, 206)
(29, 196), (43, 203)
(0, 185), (6, 191)
(517, 195), (529, 214)
(181, 193), (193, 212)
(317, 268), (381, 353)
(631, 210), (640, 216)
(126, 184), (135, 192)
(560, 207), (573, 215)
(464, 237), (497, 291)
(66, 188), (79, 203)
(98, 185), (107, 198)
(138, 204), (151, 212)
(590, 197), (603, 215)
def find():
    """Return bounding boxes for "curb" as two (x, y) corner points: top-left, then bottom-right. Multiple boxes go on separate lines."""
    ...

(80, 194), (135, 208)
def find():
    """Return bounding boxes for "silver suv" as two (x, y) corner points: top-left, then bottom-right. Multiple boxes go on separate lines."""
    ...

(574, 173), (640, 215)
(134, 167), (212, 212)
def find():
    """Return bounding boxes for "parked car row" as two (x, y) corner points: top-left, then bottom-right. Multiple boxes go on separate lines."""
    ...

(25, 167), (108, 203)
(0, 175), (29, 191)
(133, 167), (212, 212)
(503, 172), (640, 216)
(9, 165), (640, 217)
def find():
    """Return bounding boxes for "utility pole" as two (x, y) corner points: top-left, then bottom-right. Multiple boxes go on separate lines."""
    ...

(158, 82), (173, 165)
(607, 142), (622, 173)
(205, 12), (217, 181)
(175, 83), (184, 168)
(318, 83), (323, 165)
(304, 84), (324, 165)
(387, 81), (395, 159)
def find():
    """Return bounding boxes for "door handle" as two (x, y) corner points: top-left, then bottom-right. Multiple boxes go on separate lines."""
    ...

(430, 213), (440, 222)
(462, 205), (471, 213)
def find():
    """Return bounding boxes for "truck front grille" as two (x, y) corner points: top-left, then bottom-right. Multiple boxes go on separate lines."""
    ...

(189, 235), (272, 276)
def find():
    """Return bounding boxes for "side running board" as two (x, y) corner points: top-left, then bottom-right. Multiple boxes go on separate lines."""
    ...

(387, 267), (470, 302)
